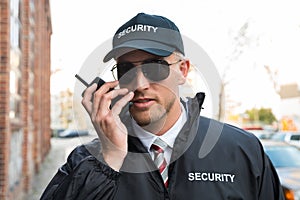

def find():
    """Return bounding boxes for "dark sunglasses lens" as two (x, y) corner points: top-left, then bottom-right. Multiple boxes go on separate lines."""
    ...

(117, 63), (135, 79)
(118, 66), (137, 85)
(142, 61), (170, 81)
(116, 60), (170, 85)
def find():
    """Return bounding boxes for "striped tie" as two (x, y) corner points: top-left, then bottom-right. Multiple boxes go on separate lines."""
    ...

(151, 138), (168, 188)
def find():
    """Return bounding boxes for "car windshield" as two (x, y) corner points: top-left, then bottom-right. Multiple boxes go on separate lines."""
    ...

(265, 145), (300, 168)
(271, 133), (286, 141)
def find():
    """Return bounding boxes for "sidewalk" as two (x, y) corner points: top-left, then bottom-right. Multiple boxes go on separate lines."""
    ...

(24, 135), (95, 200)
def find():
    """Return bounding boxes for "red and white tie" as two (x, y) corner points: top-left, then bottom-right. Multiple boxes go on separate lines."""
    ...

(151, 138), (168, 187)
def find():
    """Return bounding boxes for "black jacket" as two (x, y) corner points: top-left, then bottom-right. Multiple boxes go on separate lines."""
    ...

(41, 93), (284, 200)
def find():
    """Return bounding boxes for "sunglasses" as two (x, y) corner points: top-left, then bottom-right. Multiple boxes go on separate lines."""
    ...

(111, 59), (182, 85)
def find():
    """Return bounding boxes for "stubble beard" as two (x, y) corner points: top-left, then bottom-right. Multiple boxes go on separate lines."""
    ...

(130, 95), (176, 133)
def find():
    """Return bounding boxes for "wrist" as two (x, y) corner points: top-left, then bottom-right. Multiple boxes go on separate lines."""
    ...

(103, 150), (127, 171)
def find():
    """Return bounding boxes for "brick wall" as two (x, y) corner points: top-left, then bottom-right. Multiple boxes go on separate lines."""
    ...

(0, 0), (52, 199)
(0, 0), (11, 198)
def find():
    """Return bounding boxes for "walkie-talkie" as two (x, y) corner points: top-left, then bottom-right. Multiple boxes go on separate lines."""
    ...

(75, 74), (111, 101)
(75, 74), (129, 114)
(75, 74), (105, 92)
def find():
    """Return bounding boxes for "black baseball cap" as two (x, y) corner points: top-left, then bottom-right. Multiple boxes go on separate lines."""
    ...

(103, 13), (185, 62)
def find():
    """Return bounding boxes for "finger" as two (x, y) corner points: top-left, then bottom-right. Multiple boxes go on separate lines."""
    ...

(95, 88), (130, 117)
(90, 80), (119, 107)
(111, 91), (134, 116)
(96, 80), (119, 94)
(91, 80), (119, 115)
(81, 83), (98, 114)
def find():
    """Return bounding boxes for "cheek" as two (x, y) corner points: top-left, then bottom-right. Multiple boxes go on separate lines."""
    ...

(155, 78), (180, 97)
(119, 81), (138, 91)
(155, 85), (178, 107)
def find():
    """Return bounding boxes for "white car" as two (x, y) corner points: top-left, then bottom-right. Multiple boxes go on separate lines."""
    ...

(271, 132), (300, 148)
(58, 129), (89, 138)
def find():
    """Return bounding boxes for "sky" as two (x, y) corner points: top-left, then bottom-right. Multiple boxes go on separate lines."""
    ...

(49, 0), (300, 118)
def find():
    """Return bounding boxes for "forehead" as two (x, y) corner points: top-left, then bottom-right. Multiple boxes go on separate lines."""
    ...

(117, 50), (161, 63)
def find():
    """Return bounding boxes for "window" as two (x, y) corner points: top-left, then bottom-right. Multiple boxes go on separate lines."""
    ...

(9, 130), (23, 189)
(290, 134), (300, 141)
(10, 0), (20, 49)
(265, 146), (300, 168)
(9, 0), (22, 122)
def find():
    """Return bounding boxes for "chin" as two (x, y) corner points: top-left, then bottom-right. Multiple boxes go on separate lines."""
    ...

(131, 113), (150, 126)
(130, 105), (167, 125)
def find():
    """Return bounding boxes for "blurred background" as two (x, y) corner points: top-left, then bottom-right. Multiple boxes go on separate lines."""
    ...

(1, 0), (300, 199)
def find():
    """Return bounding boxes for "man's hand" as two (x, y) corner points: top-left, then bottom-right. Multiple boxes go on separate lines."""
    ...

(81, 80), (134, 171)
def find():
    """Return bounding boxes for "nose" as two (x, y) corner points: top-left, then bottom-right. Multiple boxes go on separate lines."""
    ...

(135, 67), (150, 90)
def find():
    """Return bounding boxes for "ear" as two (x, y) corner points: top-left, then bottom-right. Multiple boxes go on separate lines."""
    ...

(177, 59), (190, 85)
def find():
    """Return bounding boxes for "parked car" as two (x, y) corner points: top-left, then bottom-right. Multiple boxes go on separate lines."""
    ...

(261, 140), (300, 200)
(271, 132), (300, 148)
(51, 128), (66, 137)
(244, 127), (275, 140)
(58, 129), (89, 138)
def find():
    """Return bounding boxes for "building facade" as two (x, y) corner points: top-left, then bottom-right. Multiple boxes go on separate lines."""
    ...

(279, 83), (300, 131)
(0, 0), (52, 199)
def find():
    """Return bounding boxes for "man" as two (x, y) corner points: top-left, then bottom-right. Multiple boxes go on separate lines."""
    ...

(41, 13), (284, 200)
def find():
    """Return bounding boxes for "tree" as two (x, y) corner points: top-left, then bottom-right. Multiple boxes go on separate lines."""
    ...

(245, 108), (277, 125)
(219, 20), (257, 120)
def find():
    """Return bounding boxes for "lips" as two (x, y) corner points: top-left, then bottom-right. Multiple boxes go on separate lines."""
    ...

(131, 98), (155, 109)
(134, 99), (151, 103)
